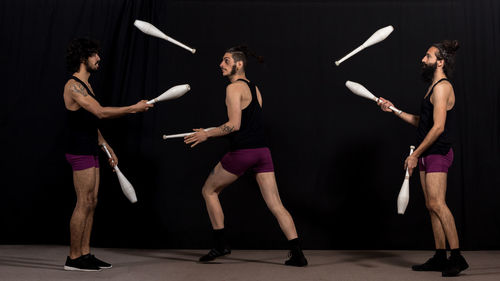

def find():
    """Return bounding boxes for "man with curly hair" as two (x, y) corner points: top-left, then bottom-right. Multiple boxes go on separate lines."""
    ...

(63, 37), (152, 271)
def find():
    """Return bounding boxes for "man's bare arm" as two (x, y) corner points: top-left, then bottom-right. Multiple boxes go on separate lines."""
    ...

(97, 129), (118, 167)
(206, 83), (243, 138)
(66, 81), (152, 119)
(395, 111), (420, 127)
(378, 97), (420, 127)
(183, 83), (244, 147)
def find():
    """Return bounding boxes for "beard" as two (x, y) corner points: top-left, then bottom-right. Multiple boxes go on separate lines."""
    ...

(229, 64), (237, 76)
(85, 60), (99, 73)
(420, 61), (436, 83)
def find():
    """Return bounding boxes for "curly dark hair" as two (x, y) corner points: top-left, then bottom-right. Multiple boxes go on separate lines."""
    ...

(65, 38), (100, 73)
(225, 45), (264, 70)
(432, 40), (459, 77)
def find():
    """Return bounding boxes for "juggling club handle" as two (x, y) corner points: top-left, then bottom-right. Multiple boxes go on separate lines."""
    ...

(405, 145), (416, 178)
(101, 144), (116, 167)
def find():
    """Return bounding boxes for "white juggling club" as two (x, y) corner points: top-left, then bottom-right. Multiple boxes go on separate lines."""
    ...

(102, 144), (138, 203)
(134, 20), (196, 54)
(335, 25), (394, 66)
(162, 127), (216, 140)
(147, 84), (191, 104)
(345, 80), (402, 114)
(397, 145), (415, 214)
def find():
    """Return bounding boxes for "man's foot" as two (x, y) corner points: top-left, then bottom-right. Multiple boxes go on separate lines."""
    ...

(412, 255), (447, 271)
(90, 254), (112, 269)
(442, 254), (469, 277)
(199, 248), (231, 262)
(285, 250), (308, 267)
(64, 254), (101, 272)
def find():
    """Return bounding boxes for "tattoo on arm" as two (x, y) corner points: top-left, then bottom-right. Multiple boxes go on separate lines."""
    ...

(71, 84), (88, 97)
(219, 124), (234, 134)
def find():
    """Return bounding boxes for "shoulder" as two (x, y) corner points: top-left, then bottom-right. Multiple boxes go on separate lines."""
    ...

(433, 81), (452, 95)
(65, 79), (88, 96)
(226, 81), (248, 96)
(431, 81), (452, 102)
(435, 79), (452, 90)
(65, 79), (76, 90)
(227, 80), (248, 90)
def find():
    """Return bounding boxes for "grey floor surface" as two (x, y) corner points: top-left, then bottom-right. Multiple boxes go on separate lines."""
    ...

(0, 245), (499, 281)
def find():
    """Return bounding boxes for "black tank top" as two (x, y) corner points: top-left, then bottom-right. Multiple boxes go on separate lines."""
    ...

(228, 79), (267, 150)
(416, 78), (453, 156)
(65, 76), (100, 156)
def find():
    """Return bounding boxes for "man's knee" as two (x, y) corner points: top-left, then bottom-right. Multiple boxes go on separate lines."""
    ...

(89, 195), (98, 209)
(202, 184), (219, 199)
(427, 200), (444, 214)
(77, 193), (97, 210)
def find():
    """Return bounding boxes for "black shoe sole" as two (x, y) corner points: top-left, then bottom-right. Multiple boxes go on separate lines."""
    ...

(199, 252), (231, 262)
(285, 257), (308, 267)
(442, 264), (469, 277)
(285, 262), (308, 267)
(412, 267), (446, 272)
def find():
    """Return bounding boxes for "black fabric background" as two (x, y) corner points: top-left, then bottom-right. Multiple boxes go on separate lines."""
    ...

(1, 0), (499, 250)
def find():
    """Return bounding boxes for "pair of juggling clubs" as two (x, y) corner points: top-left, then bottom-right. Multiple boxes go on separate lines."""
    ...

(100, 21), (195, 203)
(100, 85), (191, 203)
(338, 26), (415, 215)
(340, 26), (400, 113)
(345, 81), (413, 214)
(134, 19), (198, 138)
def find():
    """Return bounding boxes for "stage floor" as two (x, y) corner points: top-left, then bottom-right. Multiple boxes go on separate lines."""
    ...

(0, 245), (498, 280)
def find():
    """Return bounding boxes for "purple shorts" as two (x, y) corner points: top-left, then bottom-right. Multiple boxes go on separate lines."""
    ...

(418, 148), (453, 173)
(65, 154), (100, 171)
(220, 147), (275, 176)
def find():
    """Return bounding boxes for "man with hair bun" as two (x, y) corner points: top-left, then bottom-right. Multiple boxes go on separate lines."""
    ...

(184, 45), (308, 267)
(378, 40), (468, 277)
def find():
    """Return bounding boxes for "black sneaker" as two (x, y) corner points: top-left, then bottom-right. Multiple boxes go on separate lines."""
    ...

(64, 254), (101, 272)
(199, 248), (231, 262)
(442, 254), (469, 277)
(90, 254), (112, 269)
(412, 256), (447, 271)
(285, 250), (308, 267)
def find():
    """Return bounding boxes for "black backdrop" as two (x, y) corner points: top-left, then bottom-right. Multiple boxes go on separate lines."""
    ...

(1, 0), (499, 250)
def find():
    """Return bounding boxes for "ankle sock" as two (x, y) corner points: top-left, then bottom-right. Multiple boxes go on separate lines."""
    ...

(288, 238), (301, 252)
(450, 248), (461, 257)
(213, 228), (227, 250)
(435, 249), (447, 260)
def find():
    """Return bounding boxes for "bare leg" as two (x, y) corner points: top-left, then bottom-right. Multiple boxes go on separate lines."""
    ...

(201, 163), (239, 230)
(255, 172), (298, 240)
(198, 163), (238, 262)
(425, 172), (459, 249)
(69, 167), (97, 259)
(255, 172), (307, 266)
(81, 168), (99, 255)
(420, 171), (446, 249)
